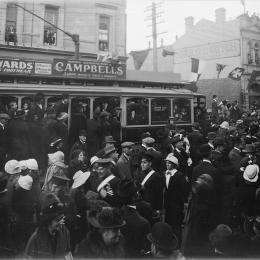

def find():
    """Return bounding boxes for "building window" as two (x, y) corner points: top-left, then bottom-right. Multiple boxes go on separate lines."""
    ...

(5, 3), (17, 45)
(43, 5), (58, 46)
(98, 15), (109, 52)
(248, 41), (254, 64)
(255, 43), (259, 67)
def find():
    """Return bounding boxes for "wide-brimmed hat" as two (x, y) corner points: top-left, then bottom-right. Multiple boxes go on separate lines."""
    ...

(87, 206), (125, 229)
(5, 160), (21, 175)
(220, 121), (229, 129)
(243, 164), (259, 183)
(90, 156), (99, 166)
(209, 224), (232, 248)
(147, 222), (178, 251)
(18, 175), (33, 190)
(104, 136), (116, 144)
(56, 112), (68, 121)
(72, 170), (91, 189)
(206, 132), (217, 140)
(242, 144), (256, 154)
(165, 153), (179, 166)
(48, 151), (68, 168)
(40, 193), (64, 223)
(117, 179), (140, 199)
(49, 138), (63, 149)
(121, 141), (135, 148)
(25, 159), (39, 171)
(103, 145), (117, 157)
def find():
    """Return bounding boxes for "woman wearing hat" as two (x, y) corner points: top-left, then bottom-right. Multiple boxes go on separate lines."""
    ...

(77, 207), (125, 258)
(24, 193), (71, 258)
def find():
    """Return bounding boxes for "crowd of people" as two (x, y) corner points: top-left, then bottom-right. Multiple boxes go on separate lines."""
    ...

(1, 92), (260, 258)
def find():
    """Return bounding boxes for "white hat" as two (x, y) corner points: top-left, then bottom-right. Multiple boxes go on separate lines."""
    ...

(243, 164), (259, 183)
(72, 170), (91, 189)
(220, 121), (229, 129)
(18, 160), (27, 171)
(57, 112), (68, 121)
(165, 153), (179, 166)
(90, 156), (99, 166)
(18, 175), (33, 190)
(5, 160), (21, 175)
(48, 151), (67, 168)
(26, 159), (38, 171)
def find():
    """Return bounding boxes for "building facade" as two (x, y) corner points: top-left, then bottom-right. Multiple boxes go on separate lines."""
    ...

(128, 9), (260, 110)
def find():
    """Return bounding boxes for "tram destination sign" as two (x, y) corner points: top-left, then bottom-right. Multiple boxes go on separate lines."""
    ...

(52, 59), (126, 80)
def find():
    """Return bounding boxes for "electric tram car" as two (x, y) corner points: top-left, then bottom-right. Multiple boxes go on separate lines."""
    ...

(0, 75), (206, 142)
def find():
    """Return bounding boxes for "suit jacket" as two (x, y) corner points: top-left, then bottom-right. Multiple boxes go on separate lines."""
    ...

(228, 148), (242, 172)
(116, 154), (133, 180)
(173, 148), (189, 174)
(140, 170), (164, 211)
(121, 205), (151, 257)
(188, 130), (204, 163)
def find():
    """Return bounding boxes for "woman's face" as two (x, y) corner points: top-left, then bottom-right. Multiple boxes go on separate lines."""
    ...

(78, 152), (84, 162)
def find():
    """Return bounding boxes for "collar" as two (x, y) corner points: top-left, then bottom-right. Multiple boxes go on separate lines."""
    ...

(202, 159), (212, 164)
(208, 142), (214, 149)
(165, 169), (177, 177)
(142, 143), (147, 149)
(127, 205), (136, 210)
(176, 148), (181, 153)
(123, 153), (130, 160)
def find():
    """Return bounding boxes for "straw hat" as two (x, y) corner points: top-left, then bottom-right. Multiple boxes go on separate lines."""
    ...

(5, 160), (21, 175)
(243, 164), (259, 183)
(165, 154), (179, 166)
(72, 170), (91, 189)
(18, 175), (33, 190)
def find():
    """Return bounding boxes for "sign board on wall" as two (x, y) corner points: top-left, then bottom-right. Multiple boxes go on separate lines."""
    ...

(175, 39), (241, 61)
(0, 57), (126, 80)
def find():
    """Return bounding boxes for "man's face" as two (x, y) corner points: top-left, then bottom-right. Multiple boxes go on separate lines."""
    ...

(141, 158), (152, 171)
(102, 228), (121, 245)
(110, 151), (119, 162)
(124, 147), (133, 156)
(175, 141), (183, 150)
(166, 160), (174, 170)
(48, 214), (65, 235)
(63, 98), (68, 104)
(79, 135), (86, 143)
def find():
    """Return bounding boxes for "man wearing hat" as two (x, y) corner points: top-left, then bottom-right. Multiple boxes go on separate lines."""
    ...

(0, 113), (9, 171)
(228, 136), (243, 172)
(206, 132), (216, 150)
(147, 222), (180, 258)
(139, 153), (164, 219)
(211, 137), (226, 167)
(164, 154), (187, 246)
(116, 141), (135, 180)
(27, 92), (44, 122)
(77, 207), (125, 258)
(103, 135), (117, 147)
(118, 179), (151, 257)
(70, 129), (88, 161)
(24, 193), (71, 258)
(54, 93), (69, 115)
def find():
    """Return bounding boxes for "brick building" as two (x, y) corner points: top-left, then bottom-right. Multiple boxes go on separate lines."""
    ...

(128, 9), (260, 110)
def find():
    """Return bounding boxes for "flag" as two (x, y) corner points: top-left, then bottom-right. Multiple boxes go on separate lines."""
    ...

(216, 63), (226, 78)
(241, 0), (245, 7)
(228, 67), (245, 80)
(191, 58), (199, 73)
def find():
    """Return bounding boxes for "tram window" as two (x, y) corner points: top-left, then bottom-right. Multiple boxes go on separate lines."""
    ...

(151, 98), (170, 125)
(0, 96), (18, 114)
(93, 97), (120, 115)
(126, 98), (149, 125)
(71, 98), (90, 119)
(172, 98), (191, 123)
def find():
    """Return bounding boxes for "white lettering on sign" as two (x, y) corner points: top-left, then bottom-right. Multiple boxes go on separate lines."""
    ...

(35, 63), (52, 75)
(175, 39), (241, 61)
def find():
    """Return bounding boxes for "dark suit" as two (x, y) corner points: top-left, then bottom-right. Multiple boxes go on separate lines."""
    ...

(121, 205), (151, 257)
(188, 130), (204, 164)
(164, 170), (187, 245)
(146, 148), (163, 172)
(173, 148), (189, 175)
(228, 148), (242, 172)
(86, 118), (101, 157)
(116, 154), (133, 180)
(140, 170), (164, 211)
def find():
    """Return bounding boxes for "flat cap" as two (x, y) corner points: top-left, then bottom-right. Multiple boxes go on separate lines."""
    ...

(142, 137), (155, 145)
(121, 141), (135, 148)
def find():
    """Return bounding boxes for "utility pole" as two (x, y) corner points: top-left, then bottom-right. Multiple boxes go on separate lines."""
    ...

(15, 3), (80, 60)
(145, 1), (167, 72)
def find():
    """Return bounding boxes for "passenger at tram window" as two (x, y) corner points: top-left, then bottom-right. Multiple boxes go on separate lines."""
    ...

(110, 108), (122, 144)
(22, 101), (30, 118)
(7, 100), (18, 119)
(27, 93), (45, 122)
(101, 102), (109, 112)
(180, 107), (189, 122)
(54, 93), (69, 115)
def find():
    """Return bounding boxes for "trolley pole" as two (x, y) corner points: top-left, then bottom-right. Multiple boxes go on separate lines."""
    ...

(15, 3), (80, 60)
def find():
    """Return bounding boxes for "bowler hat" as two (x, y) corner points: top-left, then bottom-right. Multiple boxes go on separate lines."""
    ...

(142, 137), (155, 145)
(87, 207), (125, 229)
(147, 222), (178, 251)
(104, 136), (116, 144)
(209, 224), (232, 248)
(79, 129), (87, 137)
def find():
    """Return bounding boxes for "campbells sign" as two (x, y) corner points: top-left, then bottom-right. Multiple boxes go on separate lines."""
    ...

(52, 59), (126, 79)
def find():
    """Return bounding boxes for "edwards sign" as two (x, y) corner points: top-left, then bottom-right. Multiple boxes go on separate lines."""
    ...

(52, 59), (126, 79)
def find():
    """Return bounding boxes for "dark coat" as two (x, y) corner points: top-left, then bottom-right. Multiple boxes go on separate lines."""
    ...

(188, 130), (204, 164)
(173, 148), (189, 175)
(164, 170), (187, 243)
(77, 229), (125, 258)
(120, 205), (151, 257)
(131, 144), (147, 171)
(24, 225), (71, 258)
(146, 148), (163, 173)
(116, 154), (133, 180)
(139, 170), (164, 211)
(54, 100), (68, 114)
(0, 123), (8, 170)
(27, 103), (44, 122)
(86, 118), (101, 157)
(228, 148), (242, 172)
(230, 106), (241, 122)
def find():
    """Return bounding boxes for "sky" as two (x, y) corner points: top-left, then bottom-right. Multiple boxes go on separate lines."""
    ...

(126, 0), (260, 52)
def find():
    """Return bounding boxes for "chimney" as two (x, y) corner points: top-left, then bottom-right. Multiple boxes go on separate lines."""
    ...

(185, 16), (194, 33)
(215, 8), (226, 23)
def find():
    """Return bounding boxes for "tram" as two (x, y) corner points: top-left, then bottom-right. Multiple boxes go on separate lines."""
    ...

(0, 75), (206, 142)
